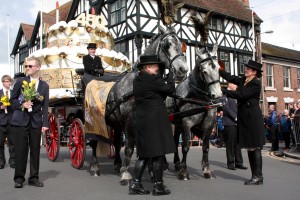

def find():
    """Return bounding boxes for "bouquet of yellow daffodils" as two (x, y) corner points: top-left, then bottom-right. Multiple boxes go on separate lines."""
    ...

(19, 80), (44, 112)
(0, 94), (10, 114)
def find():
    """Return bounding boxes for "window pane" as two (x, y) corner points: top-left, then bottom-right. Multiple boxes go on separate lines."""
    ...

(220, 52), (224, 60)
(111, 13), (115, 24)
(217, 19), (222, 31)
(224, 53), (228, 61)
(121, 8), (126, 20)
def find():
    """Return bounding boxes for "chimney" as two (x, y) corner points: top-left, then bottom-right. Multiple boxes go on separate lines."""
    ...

(240, 0), (249, 7)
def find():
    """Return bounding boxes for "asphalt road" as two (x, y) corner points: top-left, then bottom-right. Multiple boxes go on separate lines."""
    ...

(0, 145), (299, 200)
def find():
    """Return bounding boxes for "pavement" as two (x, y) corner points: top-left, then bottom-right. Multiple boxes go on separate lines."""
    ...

(263, 142), (300, 159)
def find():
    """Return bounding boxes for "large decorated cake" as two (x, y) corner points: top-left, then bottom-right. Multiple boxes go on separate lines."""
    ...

(28, 13), (131, 100)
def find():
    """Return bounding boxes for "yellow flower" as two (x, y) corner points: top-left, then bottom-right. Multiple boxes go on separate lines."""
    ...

(23, 80), (28, 86)
(29, 82), (33, 88)
(31, 79), (36, 84)
(0, 95), (10, 107)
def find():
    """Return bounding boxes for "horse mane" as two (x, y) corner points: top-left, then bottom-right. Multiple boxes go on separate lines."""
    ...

(149, 34), (161, 44)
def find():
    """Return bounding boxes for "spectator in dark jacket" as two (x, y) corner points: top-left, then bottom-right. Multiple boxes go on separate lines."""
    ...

(217, 111), (224, 148)
(223, 82), (247, 170)
(280, 109), (292, 149)
(0, 75), (15, 169)
(267, 104), (278, 151)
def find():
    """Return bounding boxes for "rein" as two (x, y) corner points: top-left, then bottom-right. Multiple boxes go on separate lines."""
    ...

(156, 32), (184, 71)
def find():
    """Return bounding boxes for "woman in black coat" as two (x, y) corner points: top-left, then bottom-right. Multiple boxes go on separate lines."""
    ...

(129, 55), (176, 195)
(220, 60), (265, 185)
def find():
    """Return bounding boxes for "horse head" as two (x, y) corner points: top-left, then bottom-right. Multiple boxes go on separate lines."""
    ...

(193, 43), (222, 99)
(143, 26), (188, 81)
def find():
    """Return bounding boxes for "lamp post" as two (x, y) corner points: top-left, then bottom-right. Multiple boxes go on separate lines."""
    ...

(258, 30), (274, 116)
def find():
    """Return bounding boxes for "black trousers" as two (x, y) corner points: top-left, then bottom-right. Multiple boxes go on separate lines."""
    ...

(223, 125), (243, 166)
(0, 124), (14, 165)
(270, 125), (279, 151)
(12, 125), (42, 184)
(282, 131), (290, 148)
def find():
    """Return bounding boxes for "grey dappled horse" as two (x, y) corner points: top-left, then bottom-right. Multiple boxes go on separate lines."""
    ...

(89, 26), (188, 183)
(166, 43), (223, 180)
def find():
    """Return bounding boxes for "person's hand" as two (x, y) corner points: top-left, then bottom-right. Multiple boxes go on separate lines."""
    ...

(23, 101), (32, 109)
(218, 60), (225, 71)
(0, 105), (6, 109)
(41, 127), (49, 132)
(165, 71), (174, 83)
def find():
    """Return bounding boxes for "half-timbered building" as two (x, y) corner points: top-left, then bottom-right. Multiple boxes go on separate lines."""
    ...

(11, 0), (262, 79)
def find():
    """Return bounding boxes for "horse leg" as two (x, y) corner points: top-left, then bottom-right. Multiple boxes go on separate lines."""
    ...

(89, 140), (100, 176)
(173, 126), (181, 171)
(177, 126), (190, 180)
(113, 128), (122, 174)
(202, 134), (214, 179)
(120, 124), (135, 185)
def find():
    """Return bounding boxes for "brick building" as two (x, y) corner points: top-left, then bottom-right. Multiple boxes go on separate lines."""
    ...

(261, 42), (300, 116)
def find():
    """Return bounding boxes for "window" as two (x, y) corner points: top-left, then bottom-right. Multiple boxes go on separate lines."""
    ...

(209, 18), (223, 31)
(283, 66), (291, 88)
(297, 69), (300, 89)
(110, 0), (126, 25)
(238, 54), (251, 75)
(241, 25), (247, 37)
(218, 51), (230, 72)
(19, 47), (28, 64)
(266, 64), (274, 87)
(114, 42), (128, 58)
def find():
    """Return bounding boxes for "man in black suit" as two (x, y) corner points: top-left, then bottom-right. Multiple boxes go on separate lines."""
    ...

(10, 57), (49, 188)
(223, 82), (247, 170)
(82, 43), (104, 89)
(0, 75), (15, 169)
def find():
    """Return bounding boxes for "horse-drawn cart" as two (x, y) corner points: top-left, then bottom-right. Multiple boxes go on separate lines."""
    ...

(45, 89), (86, 169)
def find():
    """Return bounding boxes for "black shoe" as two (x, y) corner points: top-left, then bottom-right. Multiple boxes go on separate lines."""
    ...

(28, 181), (44, 187)
(10, 164), (15, 169)
(235, 164), (248, 170)
(227, 165), (236, 170)
(14, 182), (23, 188)
(244, 176), (263, 185)
(152, 182), (171, 196)
(129, 180), (150, 195)
(0, 164), (4, 169)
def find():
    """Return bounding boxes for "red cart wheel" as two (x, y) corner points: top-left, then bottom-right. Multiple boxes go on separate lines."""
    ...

(45, 113), (60, 161)
(69, 118), (86, 169)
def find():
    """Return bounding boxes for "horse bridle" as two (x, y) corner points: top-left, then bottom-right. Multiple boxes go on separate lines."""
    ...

(198, 49), (220, 87)
(156, 32), (185, 72)
(189, 49), (220, 99)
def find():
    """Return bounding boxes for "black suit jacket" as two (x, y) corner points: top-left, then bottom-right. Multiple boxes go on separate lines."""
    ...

(10, 76), (49, 128)
(0, 89), (13, 125)
(83, 54), (104, 75)
(222, 94), (237, 126)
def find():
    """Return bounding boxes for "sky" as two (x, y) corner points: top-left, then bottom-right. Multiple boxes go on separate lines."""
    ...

(0, 0), (300, 86)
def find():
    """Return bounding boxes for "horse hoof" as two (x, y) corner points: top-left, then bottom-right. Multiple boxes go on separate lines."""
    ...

(203, 172), (212, 179)
(89, 163), (100, 176)
(120, 171), (133, 186)
(177, 170), (190, 181)
(90, 170), (100, 176)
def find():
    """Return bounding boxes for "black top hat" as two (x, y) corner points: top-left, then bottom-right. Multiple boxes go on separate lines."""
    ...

(137, 55), (162, 69)
(87, 43), (97, 49)
(245, 60), (263, 72)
